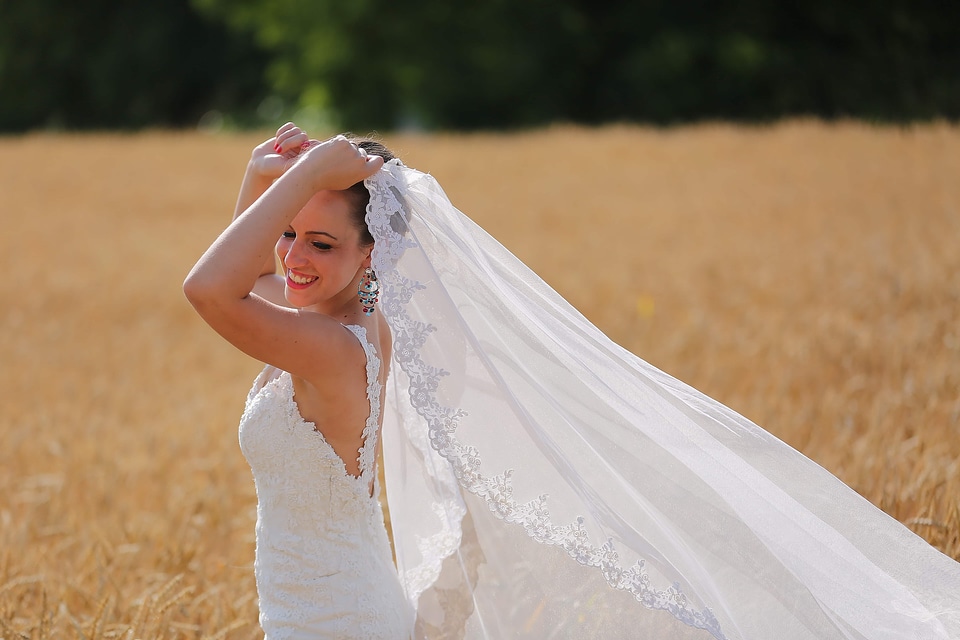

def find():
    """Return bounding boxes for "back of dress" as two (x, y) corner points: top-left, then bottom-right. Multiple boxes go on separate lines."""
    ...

(238, 324), (413, 640)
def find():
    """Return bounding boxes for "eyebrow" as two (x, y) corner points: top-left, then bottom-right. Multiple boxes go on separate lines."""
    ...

(305, 231), (338, 241)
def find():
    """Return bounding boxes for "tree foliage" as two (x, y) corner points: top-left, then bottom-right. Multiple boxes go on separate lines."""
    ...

(0, 0), (268, 131)
(2, 0), (958, 131)
(195, 0), (960, 130)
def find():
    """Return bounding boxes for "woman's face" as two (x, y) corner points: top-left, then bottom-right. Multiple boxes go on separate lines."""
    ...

(276, 190), (371, 312)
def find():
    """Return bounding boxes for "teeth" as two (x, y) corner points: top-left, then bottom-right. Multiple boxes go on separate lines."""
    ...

(288, 270), (317, 285)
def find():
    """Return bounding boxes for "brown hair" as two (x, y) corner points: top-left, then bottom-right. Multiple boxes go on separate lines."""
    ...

(342, 136), (397, 246)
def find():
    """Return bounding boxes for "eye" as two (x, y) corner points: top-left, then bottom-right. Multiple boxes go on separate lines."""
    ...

(281, 231), (295, 239)
(312, 242), (332, 251)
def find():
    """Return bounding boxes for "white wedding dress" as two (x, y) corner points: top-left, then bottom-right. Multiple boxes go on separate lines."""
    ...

(238, 324), (414, 639)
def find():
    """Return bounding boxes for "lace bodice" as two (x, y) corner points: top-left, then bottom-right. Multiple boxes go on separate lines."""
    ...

(238, 324), (413, 639)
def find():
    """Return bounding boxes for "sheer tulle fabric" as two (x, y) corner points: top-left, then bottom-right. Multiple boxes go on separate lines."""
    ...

(367, 161), (960, 639)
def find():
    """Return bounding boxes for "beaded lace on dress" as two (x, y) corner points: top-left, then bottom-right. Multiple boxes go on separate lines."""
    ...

(238, 324), (414, 640)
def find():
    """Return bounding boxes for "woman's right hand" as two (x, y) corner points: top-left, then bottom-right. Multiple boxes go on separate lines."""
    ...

(249, 122), (312, 181)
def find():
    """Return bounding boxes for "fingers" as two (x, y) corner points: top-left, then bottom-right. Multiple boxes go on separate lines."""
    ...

(335, 135), (382, 163)
(362, 152), (385, 174)
(274, 123), (308, 155)
(336, 136), (384, 172)
(346, 140), (385, 181)
(249, 126), (323, 181)
(298, 135), (385, 191)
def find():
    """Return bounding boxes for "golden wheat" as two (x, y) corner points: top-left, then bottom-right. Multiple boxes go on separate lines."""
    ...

(1, 122), (958, 636)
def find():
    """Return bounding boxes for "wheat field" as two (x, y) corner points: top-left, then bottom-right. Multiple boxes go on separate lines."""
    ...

(1, 122), (958, 637)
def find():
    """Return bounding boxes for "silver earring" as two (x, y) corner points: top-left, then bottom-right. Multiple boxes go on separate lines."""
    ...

(358, 268), (379, 316)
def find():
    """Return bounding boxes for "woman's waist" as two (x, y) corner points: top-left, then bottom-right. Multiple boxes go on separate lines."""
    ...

(255, 494), (384, 535)
(255, 516), (392, 564)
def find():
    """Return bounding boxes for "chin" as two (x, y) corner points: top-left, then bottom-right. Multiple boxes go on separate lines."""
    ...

(284, 290), (311, 308)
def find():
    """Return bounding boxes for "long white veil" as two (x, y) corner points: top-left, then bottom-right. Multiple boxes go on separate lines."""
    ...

(366, 160), (960, 639)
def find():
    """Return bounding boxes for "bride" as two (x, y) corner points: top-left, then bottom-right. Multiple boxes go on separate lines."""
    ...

(185, 124), (960, 639)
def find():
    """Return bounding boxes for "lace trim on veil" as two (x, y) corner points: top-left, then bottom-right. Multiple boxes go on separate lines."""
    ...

(366, 161), (725, 639)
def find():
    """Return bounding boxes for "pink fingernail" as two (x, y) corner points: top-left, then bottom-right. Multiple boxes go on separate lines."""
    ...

(274, 143), (281, 153)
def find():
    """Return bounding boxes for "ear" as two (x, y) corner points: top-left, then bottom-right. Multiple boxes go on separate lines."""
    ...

(360, 244), (373, 269)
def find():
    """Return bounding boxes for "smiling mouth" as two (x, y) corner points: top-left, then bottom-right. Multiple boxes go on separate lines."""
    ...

(286, 270), (318, 288)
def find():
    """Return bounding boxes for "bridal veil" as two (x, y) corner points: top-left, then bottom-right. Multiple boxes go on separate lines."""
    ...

(365, 160), (960, 639)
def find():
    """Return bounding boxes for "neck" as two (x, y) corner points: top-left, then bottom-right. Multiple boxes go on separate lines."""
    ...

(303, 274), (367, 323)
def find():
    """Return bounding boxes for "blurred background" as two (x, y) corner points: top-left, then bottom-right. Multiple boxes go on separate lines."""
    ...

(2, 0), (959, 132)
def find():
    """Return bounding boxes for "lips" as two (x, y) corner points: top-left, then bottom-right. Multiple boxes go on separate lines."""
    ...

(286, 269), (318, 289)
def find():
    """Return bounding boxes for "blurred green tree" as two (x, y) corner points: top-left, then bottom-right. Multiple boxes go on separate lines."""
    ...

(0, 0), (268, 131)
(3, 0), (957, 131)
(194, 0), (960, 130)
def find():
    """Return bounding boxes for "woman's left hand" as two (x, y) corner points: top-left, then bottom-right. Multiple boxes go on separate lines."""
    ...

(294, 135), (385, 192)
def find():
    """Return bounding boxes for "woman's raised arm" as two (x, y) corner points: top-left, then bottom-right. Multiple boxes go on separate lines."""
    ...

(183, 135), (383, 378)
(233, 123), (310, 306)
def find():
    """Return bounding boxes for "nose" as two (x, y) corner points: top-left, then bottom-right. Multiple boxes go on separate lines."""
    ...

(281, 239), (308, 268)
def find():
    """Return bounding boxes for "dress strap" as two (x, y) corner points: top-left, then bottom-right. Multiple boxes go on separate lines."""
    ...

(341, 324), (383, 489)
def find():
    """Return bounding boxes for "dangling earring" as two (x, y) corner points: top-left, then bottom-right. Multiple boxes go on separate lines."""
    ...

(358, 268), (379, 316)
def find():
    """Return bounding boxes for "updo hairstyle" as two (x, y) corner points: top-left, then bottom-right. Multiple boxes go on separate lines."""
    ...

(341, 136), (397, 247)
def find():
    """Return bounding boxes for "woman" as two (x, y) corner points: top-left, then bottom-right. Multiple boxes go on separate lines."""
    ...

(184, 125), (413, 638)
(187, 124), (960, 639)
